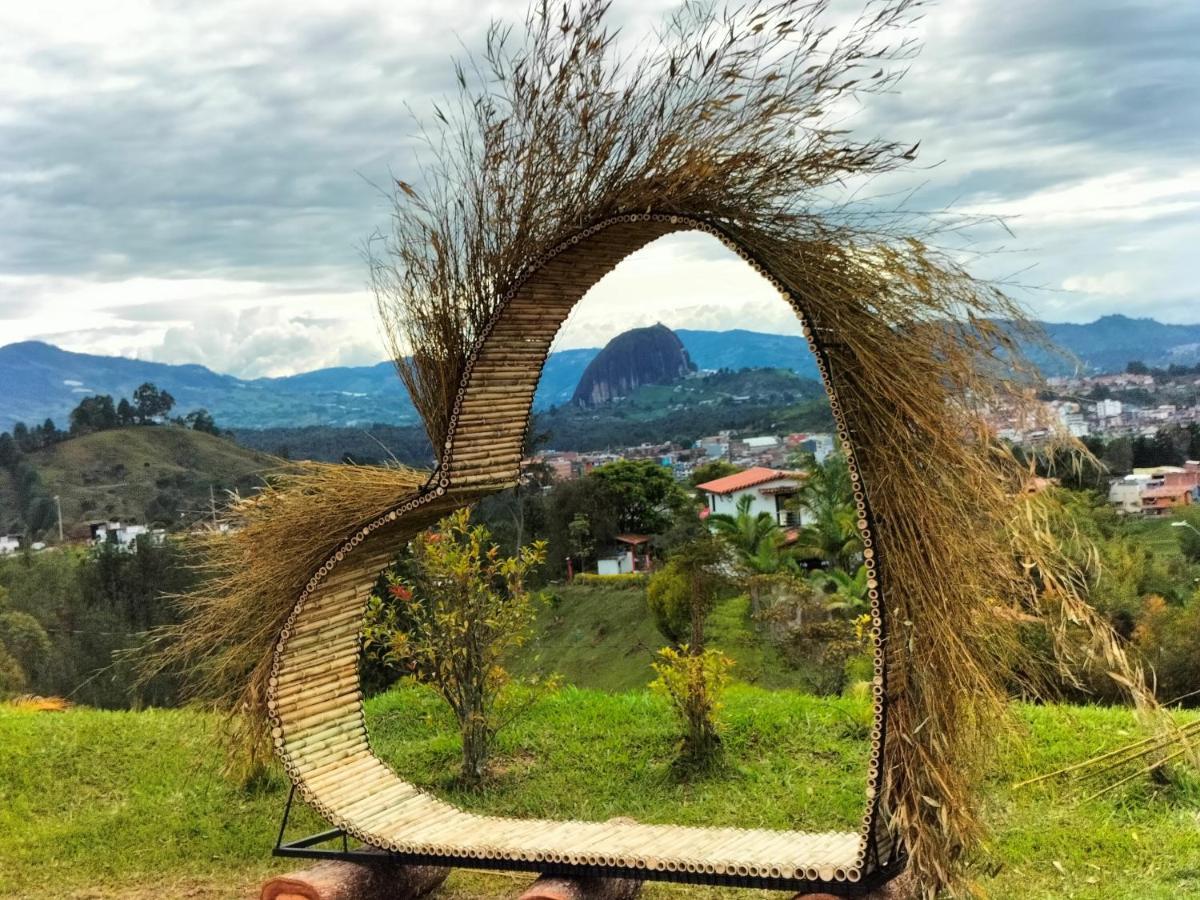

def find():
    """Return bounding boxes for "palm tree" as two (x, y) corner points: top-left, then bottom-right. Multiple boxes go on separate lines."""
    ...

(788, 453), (863, 571)
(708, 494), (784, 569)
(808, 564), (870, 616)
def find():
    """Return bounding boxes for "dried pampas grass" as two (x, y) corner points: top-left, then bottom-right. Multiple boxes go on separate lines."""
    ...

(142, 462), (428, 755)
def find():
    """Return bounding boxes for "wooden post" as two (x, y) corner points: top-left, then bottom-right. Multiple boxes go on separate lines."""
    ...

(260, 856), (448, 900)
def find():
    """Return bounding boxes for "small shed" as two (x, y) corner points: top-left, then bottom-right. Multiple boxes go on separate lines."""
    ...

(596, 534), (652, 575)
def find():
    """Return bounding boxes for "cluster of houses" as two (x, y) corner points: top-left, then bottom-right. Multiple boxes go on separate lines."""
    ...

(0, 520), (169, 557)
(87, 520), (167, 549)
(532, 431), (836, 484)
(987, 371), (1200, 443)
(1108, 462), (1200, 517)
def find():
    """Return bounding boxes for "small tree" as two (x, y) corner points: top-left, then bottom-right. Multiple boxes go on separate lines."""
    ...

(364, 508), (546, 785)
(133, 383), (175, 423)
(184, 409), (219, 435)
(648, 533), (732, 766)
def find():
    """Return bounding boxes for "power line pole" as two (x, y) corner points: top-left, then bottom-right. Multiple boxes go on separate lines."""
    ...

(54, 495), (63, 543)
(210, 484), (218, 528)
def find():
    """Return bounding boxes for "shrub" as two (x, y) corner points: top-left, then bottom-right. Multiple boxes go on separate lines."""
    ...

(571, 572), (647, 588)
(362, 508), (547, 785)
(651, 644), (734, 767)
(645, 564), (690, 646)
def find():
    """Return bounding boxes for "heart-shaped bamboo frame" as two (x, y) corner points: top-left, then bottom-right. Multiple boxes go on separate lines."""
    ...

(267, 214), (904, 895)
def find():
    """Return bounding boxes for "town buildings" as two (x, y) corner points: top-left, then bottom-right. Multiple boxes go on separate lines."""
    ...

(1107, 462), (1200, 517)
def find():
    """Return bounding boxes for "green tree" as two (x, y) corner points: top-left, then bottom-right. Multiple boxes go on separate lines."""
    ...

(0, 433), (18, 468)
(567, 512), (594, 572)
(133, 383), (175, 423)
(69, 395), (118, 434)
(363, 509), (547, 785)
(0, 610), (52, 685)
(689, 459), (740, 488)
(808, 564), (870, 616)
(116, 398), (135, 426)
(589, 459), (688, 534)
(789, 453), (862, 570)
(708, 494), (785, 569)
(184, 409), (219, 435)
(648, 533), (731, 766)
(1099, 436), (1133, 475)
(11, 422), (32, 452)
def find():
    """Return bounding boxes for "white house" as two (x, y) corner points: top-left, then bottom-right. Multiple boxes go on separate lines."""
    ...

(0, 535), (20, 556)
(1108, 475), (1151, 515)
(696, 466), (807, 527)
(90, 521), (167, 551)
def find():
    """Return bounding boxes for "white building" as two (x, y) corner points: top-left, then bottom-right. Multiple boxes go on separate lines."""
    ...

(0, 535), (20, 556)
(90, 521), (166, 551)
(1108, 474), (1151, 515)
(789, 432), (836, 463)
(696, 466), (807, 527)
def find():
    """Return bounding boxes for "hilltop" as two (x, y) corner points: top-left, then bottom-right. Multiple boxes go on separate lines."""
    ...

(0, 427), (277, 535)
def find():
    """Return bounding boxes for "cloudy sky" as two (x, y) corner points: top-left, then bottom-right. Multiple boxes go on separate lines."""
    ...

(1, 1), (1196, 377)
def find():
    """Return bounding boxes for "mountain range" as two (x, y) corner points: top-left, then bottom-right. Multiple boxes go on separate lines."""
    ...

(3, 314), (1199, 431)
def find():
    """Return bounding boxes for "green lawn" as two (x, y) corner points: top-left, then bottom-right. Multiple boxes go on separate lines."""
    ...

(2, 688), (1197, 899)
(513, 585), (812, 692)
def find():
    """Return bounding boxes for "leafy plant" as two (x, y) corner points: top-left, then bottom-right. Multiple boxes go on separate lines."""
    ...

(650, 644), (734, 768)
(362, 508), (548, 785)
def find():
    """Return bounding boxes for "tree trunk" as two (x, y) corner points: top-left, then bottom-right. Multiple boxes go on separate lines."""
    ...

(460, 707), (490, 785)
(260, 856), (448, 900)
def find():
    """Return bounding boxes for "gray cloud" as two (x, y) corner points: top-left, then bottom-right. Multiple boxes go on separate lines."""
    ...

(0, 0), (1196, 375)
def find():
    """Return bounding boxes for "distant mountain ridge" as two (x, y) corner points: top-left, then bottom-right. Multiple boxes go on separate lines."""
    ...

(3, 314), (1198, 430)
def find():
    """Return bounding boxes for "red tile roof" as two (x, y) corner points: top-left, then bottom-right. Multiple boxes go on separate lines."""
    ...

(615, 534), (652, 545)
(695, 466), (802, 495)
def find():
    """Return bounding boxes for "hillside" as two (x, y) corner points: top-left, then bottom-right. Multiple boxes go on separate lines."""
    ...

(572, 324), (696, 406)
(0, 341), (419, 431)
(0, 427), (278, 534)
(232, 367), (831, 461)
(539, 367), (831, 452)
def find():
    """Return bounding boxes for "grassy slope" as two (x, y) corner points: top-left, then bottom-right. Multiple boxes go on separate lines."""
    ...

(0, 427), (278, 531)
(512, 586), (808, 692)
(2, 690), (1196, 899)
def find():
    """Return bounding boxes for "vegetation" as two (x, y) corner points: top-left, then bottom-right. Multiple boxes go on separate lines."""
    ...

(363, 509), (548, 784)
(0, 426), (276, 537)
(2, 691), (1196, 900)
(0, 542), (191, 707)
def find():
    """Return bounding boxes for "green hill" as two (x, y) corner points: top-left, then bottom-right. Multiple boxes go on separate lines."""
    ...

(0, 427), (278, 535)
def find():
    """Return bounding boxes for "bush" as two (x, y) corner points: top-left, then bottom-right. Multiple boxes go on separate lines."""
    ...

(651, 644), (734, 767)
(645, 564), (690, 646)
(1133, 594), (1200, 705)
(362, 509), (547, 785)
(0, 611), (51, 685)
(571, 572), (648, 588)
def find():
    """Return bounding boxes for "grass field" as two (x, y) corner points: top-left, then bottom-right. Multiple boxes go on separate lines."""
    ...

(2, 687), (1197, 900)
(512, 585), (812, 692)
